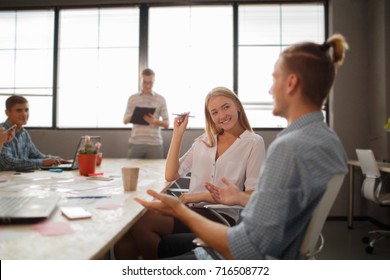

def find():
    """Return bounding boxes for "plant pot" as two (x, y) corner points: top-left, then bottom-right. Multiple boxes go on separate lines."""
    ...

(78, 154), (97, 176)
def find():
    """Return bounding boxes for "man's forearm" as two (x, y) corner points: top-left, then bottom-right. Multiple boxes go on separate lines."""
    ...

(123, 114), (132, 124)
(178, 206), (233, 259)
(154, 119), (169, 129)
(240, 190), (254, 206)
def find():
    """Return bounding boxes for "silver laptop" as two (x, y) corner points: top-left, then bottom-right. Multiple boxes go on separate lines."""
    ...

(0, 194), (60, 224)
(41, 136), (101, 171)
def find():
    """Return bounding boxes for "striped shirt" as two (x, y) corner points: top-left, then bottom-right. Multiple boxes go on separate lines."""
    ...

(195, 111), (348, 259)
(124, 91), (169, 145)
(0, 120), (56, 171)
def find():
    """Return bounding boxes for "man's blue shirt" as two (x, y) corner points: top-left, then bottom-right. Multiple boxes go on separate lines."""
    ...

(0, 120), (52, 171)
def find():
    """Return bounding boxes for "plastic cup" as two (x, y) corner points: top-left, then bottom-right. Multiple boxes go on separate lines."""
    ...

(121, 167), (139, 192)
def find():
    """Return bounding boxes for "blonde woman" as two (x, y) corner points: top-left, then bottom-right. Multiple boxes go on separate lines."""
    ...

(115, 87), (265, 259)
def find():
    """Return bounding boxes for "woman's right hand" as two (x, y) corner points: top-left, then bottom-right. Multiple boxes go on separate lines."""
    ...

(179, 192), (205, 205)
(173, 112), (190, 134)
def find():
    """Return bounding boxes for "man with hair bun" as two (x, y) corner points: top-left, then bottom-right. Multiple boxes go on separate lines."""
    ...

(136, 34), (349, 260)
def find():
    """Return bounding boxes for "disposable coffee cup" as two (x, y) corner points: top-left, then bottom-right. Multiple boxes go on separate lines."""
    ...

(122, 167), (139, 192)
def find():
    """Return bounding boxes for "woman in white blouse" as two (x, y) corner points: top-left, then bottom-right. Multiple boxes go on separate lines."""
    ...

(115, 87), (265, 259)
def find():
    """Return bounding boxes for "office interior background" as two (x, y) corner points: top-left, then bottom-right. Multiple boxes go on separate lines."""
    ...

(0, 0), (389, 226)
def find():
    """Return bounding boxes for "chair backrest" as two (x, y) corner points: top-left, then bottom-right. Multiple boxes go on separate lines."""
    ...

(356, 149), (382, 203)
(299, 174), (345, 259)
(356, 149), (381, 178)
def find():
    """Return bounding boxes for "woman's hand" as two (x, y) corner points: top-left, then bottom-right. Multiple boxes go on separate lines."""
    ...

(173, 112), (190, 135)
(178, 192), (204, 204)
(205, 177), (244, 206)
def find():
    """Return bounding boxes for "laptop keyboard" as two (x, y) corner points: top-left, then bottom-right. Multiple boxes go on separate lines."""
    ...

(0, 196), (32, 216)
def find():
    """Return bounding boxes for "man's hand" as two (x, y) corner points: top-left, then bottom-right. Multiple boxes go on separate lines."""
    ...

(42, 158), (62, 166)
(143, 113), (157, 125)
(135, 189), (187, 218)
(204, 177), (244, 206)
(0, 125), (16, 146)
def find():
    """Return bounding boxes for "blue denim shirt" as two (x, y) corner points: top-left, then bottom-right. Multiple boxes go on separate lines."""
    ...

(0, 120), (55, 171)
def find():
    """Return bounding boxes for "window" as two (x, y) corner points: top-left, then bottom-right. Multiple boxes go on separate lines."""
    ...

(149, 6), (233, 128)
(0, 3), (325, 129)
(238, 3), (325, 127)
(57, 8), (139, 128)
(0, 10), (54, 127)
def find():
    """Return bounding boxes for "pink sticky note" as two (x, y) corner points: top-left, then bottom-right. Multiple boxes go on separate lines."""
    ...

(32, 221), (74, 236)
(95, 204), (123, 210)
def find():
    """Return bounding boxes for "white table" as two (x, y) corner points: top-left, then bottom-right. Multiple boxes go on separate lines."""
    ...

(0, 159), (170, 259)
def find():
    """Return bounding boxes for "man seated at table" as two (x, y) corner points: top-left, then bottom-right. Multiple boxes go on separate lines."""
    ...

(0, 95), (67, 171)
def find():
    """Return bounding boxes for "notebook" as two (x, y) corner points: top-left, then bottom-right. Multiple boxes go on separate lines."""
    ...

(41, 136), (101, 171)
(0, 194), (60, 224)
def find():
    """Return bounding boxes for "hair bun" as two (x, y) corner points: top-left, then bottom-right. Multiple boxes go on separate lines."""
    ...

(320, 42), (331, 52)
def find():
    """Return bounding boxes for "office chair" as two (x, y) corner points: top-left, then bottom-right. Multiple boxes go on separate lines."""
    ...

(355, 149), (390, 254)
(158, 176), (242, 258)
(193, 174), (345, 259)
(165, 175), (191, 197)
(165, 175), (237, 226)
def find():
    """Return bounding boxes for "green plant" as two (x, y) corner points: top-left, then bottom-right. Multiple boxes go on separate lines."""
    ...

(385, 118), (390, 130)
(78, 135), (101, 154)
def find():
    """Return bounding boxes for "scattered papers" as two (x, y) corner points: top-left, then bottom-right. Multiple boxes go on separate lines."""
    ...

(32, 221), (74, 236)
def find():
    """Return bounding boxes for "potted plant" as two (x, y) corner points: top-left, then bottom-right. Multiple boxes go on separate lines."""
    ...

(77, 136), (101, 176)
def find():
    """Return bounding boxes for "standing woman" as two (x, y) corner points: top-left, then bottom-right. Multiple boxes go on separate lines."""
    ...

(115, 87), (265, 259)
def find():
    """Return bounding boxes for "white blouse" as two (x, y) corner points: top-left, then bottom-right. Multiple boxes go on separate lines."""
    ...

(178, 130), (265, 221)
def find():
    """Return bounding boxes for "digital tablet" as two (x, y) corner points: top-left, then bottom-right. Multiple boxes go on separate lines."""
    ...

(130, 106), (156, 125)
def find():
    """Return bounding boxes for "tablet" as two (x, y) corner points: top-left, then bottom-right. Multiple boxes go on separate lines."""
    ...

(130, 106), (156, 125)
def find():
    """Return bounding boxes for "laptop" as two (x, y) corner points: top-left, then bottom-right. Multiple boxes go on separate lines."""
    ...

(41, 136), (101, 171)
(0, 194), (60, 224)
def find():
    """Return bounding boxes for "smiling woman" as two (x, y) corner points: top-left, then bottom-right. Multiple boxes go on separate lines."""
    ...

(114, 86), (266, 259)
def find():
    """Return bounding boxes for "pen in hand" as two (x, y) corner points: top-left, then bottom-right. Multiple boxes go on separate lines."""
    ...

(172, 113), (195, 118)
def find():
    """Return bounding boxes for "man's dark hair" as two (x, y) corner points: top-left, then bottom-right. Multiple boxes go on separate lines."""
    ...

(141, 68), (155, 77)
(6, 95), (28, 111)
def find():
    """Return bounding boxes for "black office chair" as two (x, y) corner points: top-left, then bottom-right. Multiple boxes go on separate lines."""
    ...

(165, 175), (191, 197)
(160, 176), (241, 258)
(356, 149), (390, 254)
(157, 203), (243, 258)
